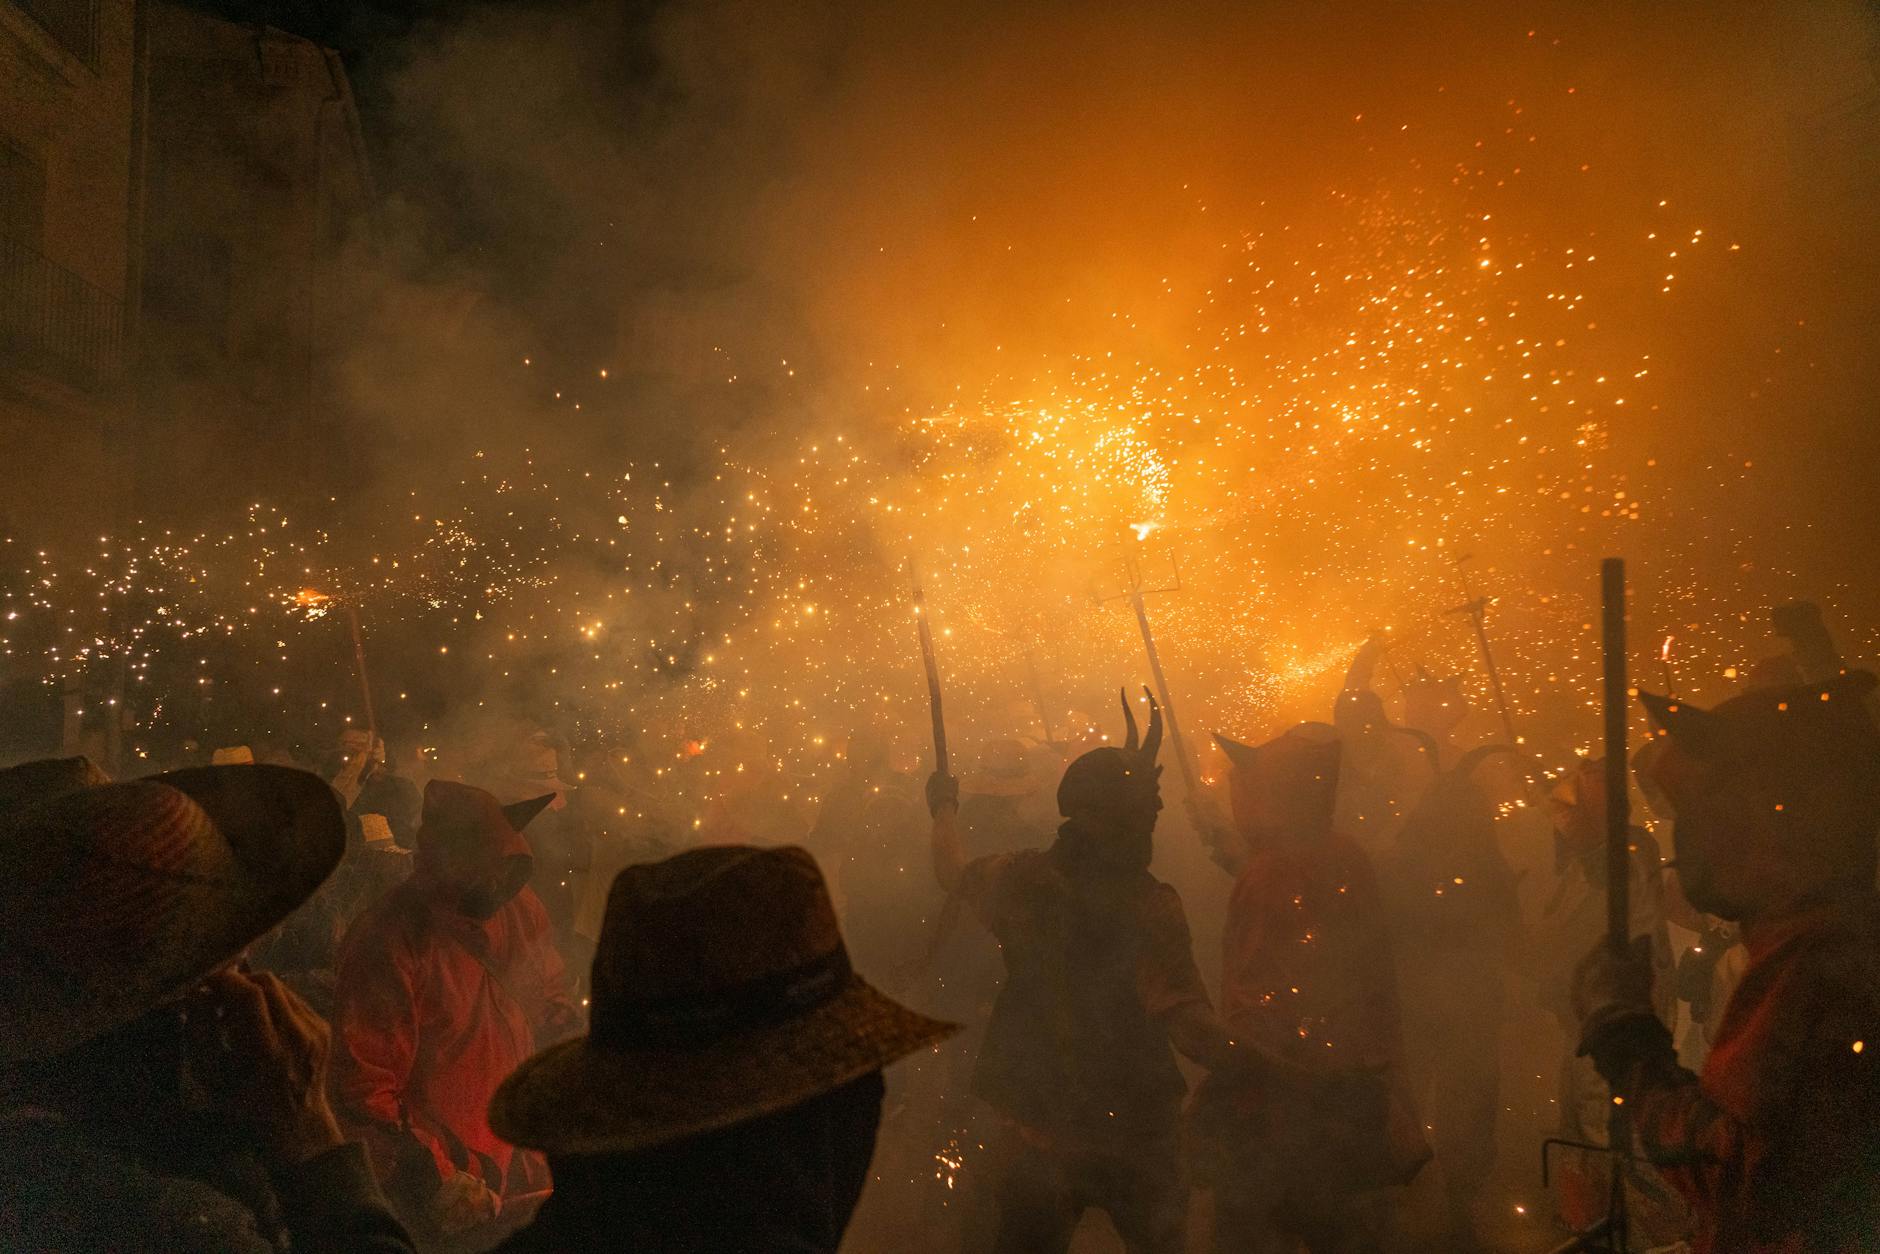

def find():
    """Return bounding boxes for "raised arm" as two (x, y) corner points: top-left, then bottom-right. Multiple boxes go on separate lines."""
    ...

(1575, 937), (1879, 1232)
(1342, 633), (1385, 696)
(1185, 789), (1248, 877)
(927, 771), (966, 894)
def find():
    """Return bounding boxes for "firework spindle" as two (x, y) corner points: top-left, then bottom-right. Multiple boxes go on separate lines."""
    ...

(345, 601), (378, 751)
(1123, 550), (1201, 798)
(911, 565), (949, 777)
(1600, 556), (1631, 1251)
(1449, 553), (1521, 749)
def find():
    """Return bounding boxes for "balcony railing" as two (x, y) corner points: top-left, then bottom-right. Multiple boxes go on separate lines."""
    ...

(0, 233), (123, 390)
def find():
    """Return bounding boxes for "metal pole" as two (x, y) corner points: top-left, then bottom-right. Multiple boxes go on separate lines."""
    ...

(1601, 560), (1630, 955)
(1022, 647), (1056, 746)
(344, 601), (377, 749)
(1466, 601), (1521, 748)
(1600, 556), (1631, 1253)
(911, 566), (949, 777)
(1125, 553), (1200, 798)
(1453, 557), (1521, 747)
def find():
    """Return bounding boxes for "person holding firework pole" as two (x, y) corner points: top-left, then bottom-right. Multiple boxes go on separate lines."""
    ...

(1571, 666), (1880, 1250)
(928, 690), (1259, 1254)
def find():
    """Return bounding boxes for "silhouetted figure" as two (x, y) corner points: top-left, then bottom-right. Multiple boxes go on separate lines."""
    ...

(486, 844), (954, 1252)
(1331, 638), (1438, 856)
(1339, 641), (1520, 1243)
(929, 690), (1254, 1254)
(1574, 672), (1880, 1252)
(1192, 723), (1427, 1252)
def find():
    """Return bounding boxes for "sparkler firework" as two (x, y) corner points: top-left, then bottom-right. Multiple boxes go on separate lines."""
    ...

(0, 90), (1856, 819)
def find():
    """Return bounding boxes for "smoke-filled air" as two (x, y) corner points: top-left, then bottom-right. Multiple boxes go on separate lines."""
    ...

(3, 0), (1879, 1251)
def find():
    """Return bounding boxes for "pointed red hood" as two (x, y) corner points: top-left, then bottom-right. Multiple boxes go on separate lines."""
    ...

(415, 779), (552, 890)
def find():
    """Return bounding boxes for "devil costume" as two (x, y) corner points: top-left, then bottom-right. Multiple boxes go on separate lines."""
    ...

(950, 692), (1244, 1254)
(1192, 723), (1427, 1252)
(1575, 674), (1880, 1254)
(331, 783), (582, 1239)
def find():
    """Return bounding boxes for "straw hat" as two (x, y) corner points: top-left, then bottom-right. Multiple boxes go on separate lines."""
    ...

(490, 845), (955, 1156)
(0, 764), (345, 1067)
(482, 733), (576, 802)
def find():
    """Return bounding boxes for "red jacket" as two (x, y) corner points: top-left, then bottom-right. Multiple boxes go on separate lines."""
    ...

(1219, 832), (1402, 1074)
(1190, 830), (1424, 1194)
(331, 840), (580, 1198)
(1626, 896), (1880, 1253)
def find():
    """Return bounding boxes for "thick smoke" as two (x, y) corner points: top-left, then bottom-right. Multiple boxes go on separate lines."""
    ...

(319, 0), (1880, 748)
(22, 0), (1872, 773)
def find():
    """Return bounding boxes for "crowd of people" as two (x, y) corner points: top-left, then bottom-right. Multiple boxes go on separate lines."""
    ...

(0, 599), (1876, 1253)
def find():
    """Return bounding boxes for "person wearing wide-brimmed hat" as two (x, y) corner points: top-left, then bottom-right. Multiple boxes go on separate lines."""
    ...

(0, 757), (415, 1252)
(485, 843), (954, 1252)
(329, 779), (580, 1243)
(1572, 671), (1880, 1254)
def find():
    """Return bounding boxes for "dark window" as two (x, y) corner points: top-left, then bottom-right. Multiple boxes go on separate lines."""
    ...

(13, 0), (100, 68)
(0, 143), (45, 245)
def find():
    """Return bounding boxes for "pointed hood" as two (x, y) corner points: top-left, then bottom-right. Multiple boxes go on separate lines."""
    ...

(415, 779), (552, 892)
(1215, 722), (1342, 840)
(1637, 670), (1880, 918)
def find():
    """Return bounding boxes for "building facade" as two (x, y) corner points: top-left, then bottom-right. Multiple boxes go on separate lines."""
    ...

(137, 1), (372, 510)
(0, 0), (141, 541)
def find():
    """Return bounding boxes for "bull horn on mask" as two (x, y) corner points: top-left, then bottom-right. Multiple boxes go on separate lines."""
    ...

(1120, 687), (1139, 752)
(1140, 686), (1163, 764)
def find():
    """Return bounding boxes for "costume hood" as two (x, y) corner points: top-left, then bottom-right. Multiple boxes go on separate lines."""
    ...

(415, 779), (552, 893)
(1638, 670), (1880, 916)
(1215, 722), (1341, 839)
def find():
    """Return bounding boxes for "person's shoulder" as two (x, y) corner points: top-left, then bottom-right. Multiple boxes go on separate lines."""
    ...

(967, 845), (1045, 877)
(1140, 876), (1193, 926)
(1726, 906), (1880, 1063)
(961, 847), (1053, 908)
(503, 885), (556, 939)
(1777, 909), (1880, 1000)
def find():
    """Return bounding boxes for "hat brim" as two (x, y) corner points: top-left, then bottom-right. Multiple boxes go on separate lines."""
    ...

(490, 974), (955, 1156)
(0, 765), (344, 1066)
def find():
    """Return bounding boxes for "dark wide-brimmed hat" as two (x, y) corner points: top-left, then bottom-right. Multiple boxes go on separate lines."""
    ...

(0, 763), (345, 1067)
(490, 844), (955, 1156)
